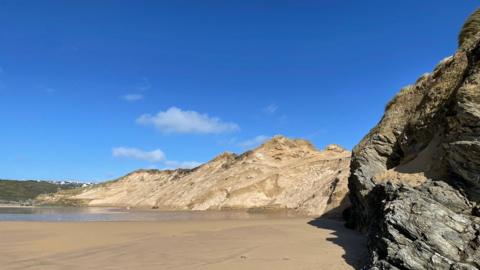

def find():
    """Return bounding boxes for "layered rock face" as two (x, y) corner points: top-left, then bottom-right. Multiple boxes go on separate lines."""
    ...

(347, 11), (480, 269)
(41, 136), (351, 216)
(368, 182), (479, 270)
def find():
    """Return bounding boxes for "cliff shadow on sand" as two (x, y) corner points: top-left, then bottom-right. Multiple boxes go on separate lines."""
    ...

(308, 217), (368, 269)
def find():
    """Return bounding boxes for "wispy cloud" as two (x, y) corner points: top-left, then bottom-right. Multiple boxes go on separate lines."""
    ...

(112, 147), (201, 169)
(263, 104), (278, 115)
(137, 107), (239, 134)
(112, 147), (166, 162)
(120, 78), (150, 102)
(237, 135), (271, 149)
(121, 94), (144, 102)
(164, 160), (202, 169)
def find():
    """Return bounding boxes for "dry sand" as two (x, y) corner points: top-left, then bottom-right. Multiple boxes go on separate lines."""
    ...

(0, 218), (366, 270)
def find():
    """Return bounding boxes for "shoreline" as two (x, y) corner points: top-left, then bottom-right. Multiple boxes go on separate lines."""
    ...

(0, 204), (323, 217)
(0, 203), (32, 208)
(0, 206), (325, 223)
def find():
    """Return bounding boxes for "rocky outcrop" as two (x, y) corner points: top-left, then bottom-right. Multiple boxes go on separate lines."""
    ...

(346, 10), (480, 269)
(40, 136), (351, 216)
(368, 182), (480, 269)
(459, 9), (480, 47)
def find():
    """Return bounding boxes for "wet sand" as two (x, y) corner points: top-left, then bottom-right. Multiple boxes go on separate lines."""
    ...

(0, 218), (366, 270)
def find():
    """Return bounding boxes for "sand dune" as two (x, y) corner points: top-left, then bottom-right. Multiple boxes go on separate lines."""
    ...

(40, 136), (351, 216)
(0, 218), (365, 270)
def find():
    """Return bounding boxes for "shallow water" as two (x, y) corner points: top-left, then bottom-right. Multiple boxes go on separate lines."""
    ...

(0, 207), (302, 222)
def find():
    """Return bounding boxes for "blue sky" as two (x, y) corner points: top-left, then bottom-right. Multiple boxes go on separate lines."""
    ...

(0, 1), (476, 181)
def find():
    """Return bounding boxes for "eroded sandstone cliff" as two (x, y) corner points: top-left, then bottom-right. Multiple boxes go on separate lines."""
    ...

(40, 136), (351, 216)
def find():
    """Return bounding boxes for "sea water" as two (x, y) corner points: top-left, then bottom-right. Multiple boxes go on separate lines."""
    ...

(0, 207), (301, 222)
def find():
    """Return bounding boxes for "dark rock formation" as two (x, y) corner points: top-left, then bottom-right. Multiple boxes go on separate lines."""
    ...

(346, 10), (480, 270)
(369, 182), (480, 269)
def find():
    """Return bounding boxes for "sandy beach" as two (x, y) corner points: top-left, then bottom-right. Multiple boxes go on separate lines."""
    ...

(0, 218), (366, 270)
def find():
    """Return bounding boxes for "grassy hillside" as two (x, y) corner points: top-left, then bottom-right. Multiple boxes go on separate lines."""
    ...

(0, 179), (83, 203)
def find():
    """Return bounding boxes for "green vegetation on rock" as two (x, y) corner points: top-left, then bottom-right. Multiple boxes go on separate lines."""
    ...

(459, 8), (480, 47)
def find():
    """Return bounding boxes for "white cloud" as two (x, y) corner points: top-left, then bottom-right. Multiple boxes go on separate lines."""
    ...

(121, 94), (144, 102)
(164, 160), (202, 169)
(112, 147), (202, 169)
(120, 78), (149, 102)
(238, 135), (271, 149)
(263, 104), (278, 115)
(112, 147), (165, 163)
(137, 107), (239, 134)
